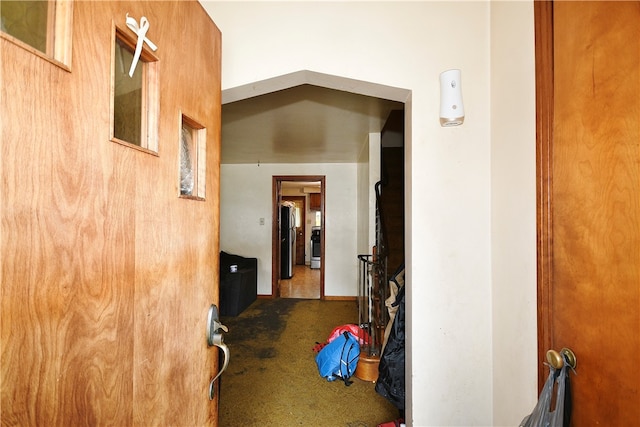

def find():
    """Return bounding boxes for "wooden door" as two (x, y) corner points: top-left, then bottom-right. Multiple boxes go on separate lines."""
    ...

(1, 2), (222, 425)
(536, 2), (640, 425)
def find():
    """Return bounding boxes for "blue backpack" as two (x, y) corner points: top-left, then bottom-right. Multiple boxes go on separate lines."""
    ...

(315, 331), (360, 385)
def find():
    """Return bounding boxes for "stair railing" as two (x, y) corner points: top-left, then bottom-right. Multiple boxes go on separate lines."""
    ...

(357, 180), (389, 358)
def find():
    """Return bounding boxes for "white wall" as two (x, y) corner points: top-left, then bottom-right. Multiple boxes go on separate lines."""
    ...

(220, 162), (359, 297)
(356, 136), (370, 257)
(490, 2), (538, 425)
(356, 133), (381, 256)
(204, 2), (537, 426)
(368, 134), (381, 251)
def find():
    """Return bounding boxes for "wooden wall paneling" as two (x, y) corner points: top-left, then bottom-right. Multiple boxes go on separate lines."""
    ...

(380, 146), (405, 274)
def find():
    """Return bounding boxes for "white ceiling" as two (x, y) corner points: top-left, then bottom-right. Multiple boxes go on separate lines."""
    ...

(221, 71), (406, 164)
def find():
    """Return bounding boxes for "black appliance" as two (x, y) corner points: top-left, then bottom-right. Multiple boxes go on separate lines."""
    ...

(310, 226), (321, 269)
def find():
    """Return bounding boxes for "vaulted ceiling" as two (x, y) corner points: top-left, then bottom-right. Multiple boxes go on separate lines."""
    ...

(221, 71), (406, 165)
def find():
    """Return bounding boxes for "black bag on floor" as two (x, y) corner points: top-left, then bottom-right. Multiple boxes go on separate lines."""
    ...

(375, 284), (405, 410)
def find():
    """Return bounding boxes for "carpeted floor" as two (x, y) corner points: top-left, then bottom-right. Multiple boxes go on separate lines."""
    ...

(219, 298), (400, 426)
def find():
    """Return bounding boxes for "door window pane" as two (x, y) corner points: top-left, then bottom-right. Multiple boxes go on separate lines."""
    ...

(113, 37), (143, 146)
(1, 0), (48, 52)
(180, 124), (195, 195)
(111, 28), (159, 153)
(180, 115), (206, 199)
(1, 0), (72, 66)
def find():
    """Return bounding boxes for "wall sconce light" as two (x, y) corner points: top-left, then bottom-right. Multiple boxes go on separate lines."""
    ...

(439, 69), (464, 127)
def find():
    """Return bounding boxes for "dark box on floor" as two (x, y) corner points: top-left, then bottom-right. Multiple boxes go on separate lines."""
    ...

(219, 251), (258, 316)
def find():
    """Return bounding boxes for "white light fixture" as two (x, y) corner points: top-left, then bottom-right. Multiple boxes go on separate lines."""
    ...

(439, 69), (464, 127)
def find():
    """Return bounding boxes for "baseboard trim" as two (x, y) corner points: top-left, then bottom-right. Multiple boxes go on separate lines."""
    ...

(323, 296), (356, 301)
(257, 294), (356, 301)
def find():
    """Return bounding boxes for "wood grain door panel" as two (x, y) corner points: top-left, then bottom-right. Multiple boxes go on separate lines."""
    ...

(536, 2), (640, 425)
(1, 1), (221, 425)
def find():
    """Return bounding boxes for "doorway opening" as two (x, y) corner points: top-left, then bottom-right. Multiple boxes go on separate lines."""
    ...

(272, 175), (325, 299)
(221, 70), (411, 421)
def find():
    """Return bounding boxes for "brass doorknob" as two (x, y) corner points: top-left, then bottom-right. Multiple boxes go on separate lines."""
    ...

(561, 347), (577, 369)
(546, 349), (563, 369)
(546, 347), (577, 370)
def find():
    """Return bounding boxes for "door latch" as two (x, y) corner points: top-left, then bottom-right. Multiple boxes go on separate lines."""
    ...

(206, 304), (229, 400)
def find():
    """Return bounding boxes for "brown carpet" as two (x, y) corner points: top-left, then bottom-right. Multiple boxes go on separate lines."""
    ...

(219, 298), (400, 426)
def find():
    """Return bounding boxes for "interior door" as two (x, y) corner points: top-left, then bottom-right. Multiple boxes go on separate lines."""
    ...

(536, 2), (640, 425)
(1, 2), (222, 425)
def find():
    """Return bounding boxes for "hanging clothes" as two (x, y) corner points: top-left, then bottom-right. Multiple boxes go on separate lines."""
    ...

(382, 265), (405, 353)
(375, 283), (405, 411)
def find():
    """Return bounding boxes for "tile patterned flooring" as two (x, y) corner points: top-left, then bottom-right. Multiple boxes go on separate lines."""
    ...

(279, 264), (321, 299)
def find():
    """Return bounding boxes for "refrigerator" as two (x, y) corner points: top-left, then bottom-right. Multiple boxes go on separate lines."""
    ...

(280, 204), (296, 279)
